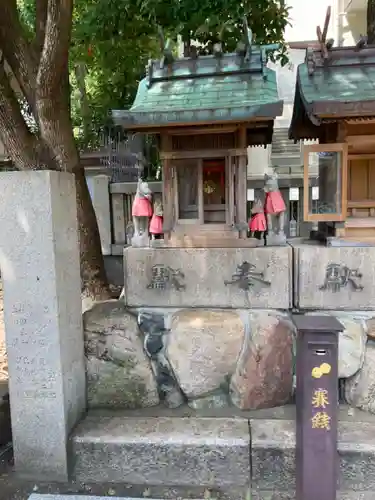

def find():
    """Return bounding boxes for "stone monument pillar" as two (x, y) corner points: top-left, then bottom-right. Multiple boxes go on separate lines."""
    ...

(0, 171), (86, 481)
(90, 174), (111, 256)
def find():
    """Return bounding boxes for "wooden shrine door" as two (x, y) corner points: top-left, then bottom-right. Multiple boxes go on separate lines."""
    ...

(347, 158), (375, 217)
(344, 158), (375, 239)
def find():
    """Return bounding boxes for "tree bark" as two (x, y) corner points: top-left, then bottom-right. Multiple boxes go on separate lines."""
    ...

(74, 168), (111, 299)
(368, 0), (375, 44)
(74, 63), (91, 142)
(0, 0), (111, 301)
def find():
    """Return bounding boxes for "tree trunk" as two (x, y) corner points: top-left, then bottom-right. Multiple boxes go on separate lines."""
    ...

(0, 0), (111, 303)
(74, 168), (112, 300)
(183, 37), (191, 57)
(74, 63), (91, 144)
(368, 0), (375, 44)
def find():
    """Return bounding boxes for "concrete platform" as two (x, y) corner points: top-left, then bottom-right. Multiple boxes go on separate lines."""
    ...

(26, 495), (375, 500)
(251, 419), (375, 492)
(71, 411), (375, 496)
(29, 497), (132, 500)
(72, 416), (250, 489)
(252, 494), (375, 500)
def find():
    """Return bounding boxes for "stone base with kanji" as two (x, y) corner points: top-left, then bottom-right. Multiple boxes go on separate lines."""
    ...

(292, 243), (375, 310)
(123, 246), (292, 309)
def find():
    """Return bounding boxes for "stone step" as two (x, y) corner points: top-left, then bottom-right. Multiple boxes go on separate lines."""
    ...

(29, 497), (131, 500)
(251, 419), (375, 492)
(72, 415), (375, 494)
(27, 495), (375, 500)
(71, 416), (250, 490)
(252, 493), (375, 500)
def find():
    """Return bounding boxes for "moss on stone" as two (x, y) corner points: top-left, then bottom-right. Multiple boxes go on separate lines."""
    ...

(87, 357), (158, 409)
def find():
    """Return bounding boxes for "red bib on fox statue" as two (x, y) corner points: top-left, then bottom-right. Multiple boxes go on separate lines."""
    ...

(264, 169), (287, 246)
(150, 195), (164, 239)
(249, 198), (267, 234)
(132, 179), (153, 246)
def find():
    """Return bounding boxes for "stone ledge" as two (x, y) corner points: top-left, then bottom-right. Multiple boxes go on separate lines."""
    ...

(251, 492), (375, 500)
(123, 247), (292, 309)
(72, 416), (250, 488)
(293, 245), (375, 310)
(251, 419), (375, 491)
(29, 496), (130, 500)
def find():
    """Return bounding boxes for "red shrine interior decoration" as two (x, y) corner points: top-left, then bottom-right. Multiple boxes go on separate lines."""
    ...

(203, 160), (225, 192)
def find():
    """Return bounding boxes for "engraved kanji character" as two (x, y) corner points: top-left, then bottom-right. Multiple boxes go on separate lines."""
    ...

(312, 389), (329, 409)
(311, 412), (331, 430)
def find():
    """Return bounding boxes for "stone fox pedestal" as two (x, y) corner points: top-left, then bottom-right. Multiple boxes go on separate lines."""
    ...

(0, 171), (86, 481)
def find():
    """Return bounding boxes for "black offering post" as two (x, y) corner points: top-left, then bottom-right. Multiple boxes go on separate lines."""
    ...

(292, 315), (343, 500)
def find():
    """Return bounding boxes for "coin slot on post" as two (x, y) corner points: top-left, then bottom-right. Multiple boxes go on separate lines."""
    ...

(292, 315), (343, 500)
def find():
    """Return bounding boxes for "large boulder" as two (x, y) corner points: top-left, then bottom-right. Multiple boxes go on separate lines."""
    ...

(337, 317), (366, 378)
(166, 309), (245, 399)
(84, 301), (159, 409)
(305, 312), (366, 378)
(345, 341), (375, 413)
(230, 312), (294, 410)
(366, 317), (375, 340)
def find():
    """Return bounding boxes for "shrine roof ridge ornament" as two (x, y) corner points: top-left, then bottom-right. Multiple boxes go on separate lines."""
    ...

(289, 6), (375, 141)
(144, 19), (280, 88)
(112, 19), (283, 132)
(144, 46), (280, 89)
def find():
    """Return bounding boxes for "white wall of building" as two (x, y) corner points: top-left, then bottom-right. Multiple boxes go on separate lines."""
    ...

(285, 0), (338, 43)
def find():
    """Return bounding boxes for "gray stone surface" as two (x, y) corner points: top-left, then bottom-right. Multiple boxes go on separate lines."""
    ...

(294, 245), (375, 310)
(306, 312), (366, 378)
(346, 342), (375, 412)
(123, 247), (292, 309)
(84, 301), (159, 409)
(0, 171), (86, 481)
(337, 317), (366, 378)
(230, 312), (294, 409)
(91, 175), (111, 256)
(166, 309), (245, 398)
(29, 497), (141, 500)
(29, 497), (206, 500)
(251, 418), (375, 491)
(72, 416), (250, 487)
(111, 193), (126, 245)
(252, 493), (375, 500)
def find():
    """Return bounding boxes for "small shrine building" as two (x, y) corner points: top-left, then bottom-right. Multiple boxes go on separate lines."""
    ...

(113, 33), (283, 247)
(289, 27), (375, 245)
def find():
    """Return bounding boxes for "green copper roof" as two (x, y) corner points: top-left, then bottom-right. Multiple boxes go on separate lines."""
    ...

(113, 50), (283, 129)
(298, 63), (375, 110)
(289, 46), (375, 140)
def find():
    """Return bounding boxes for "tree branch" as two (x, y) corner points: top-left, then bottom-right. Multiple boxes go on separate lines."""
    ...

(37, 0), (73, 95)
(0, 0), (37, 113)
(35, 0), (49, 55)
(0, 56), (50, 170)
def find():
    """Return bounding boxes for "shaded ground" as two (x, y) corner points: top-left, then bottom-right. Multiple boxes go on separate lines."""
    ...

(0, 447), (211, 500)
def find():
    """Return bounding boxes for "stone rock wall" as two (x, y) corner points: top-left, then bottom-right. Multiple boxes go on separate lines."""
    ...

(230, 313), (294, 410)
(83, 301), (159, 409)
(84, 304), (296, 411)
(82, 300), (375, 414)
(104, 243), (375, 413)
(167, 309), (245, 399)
